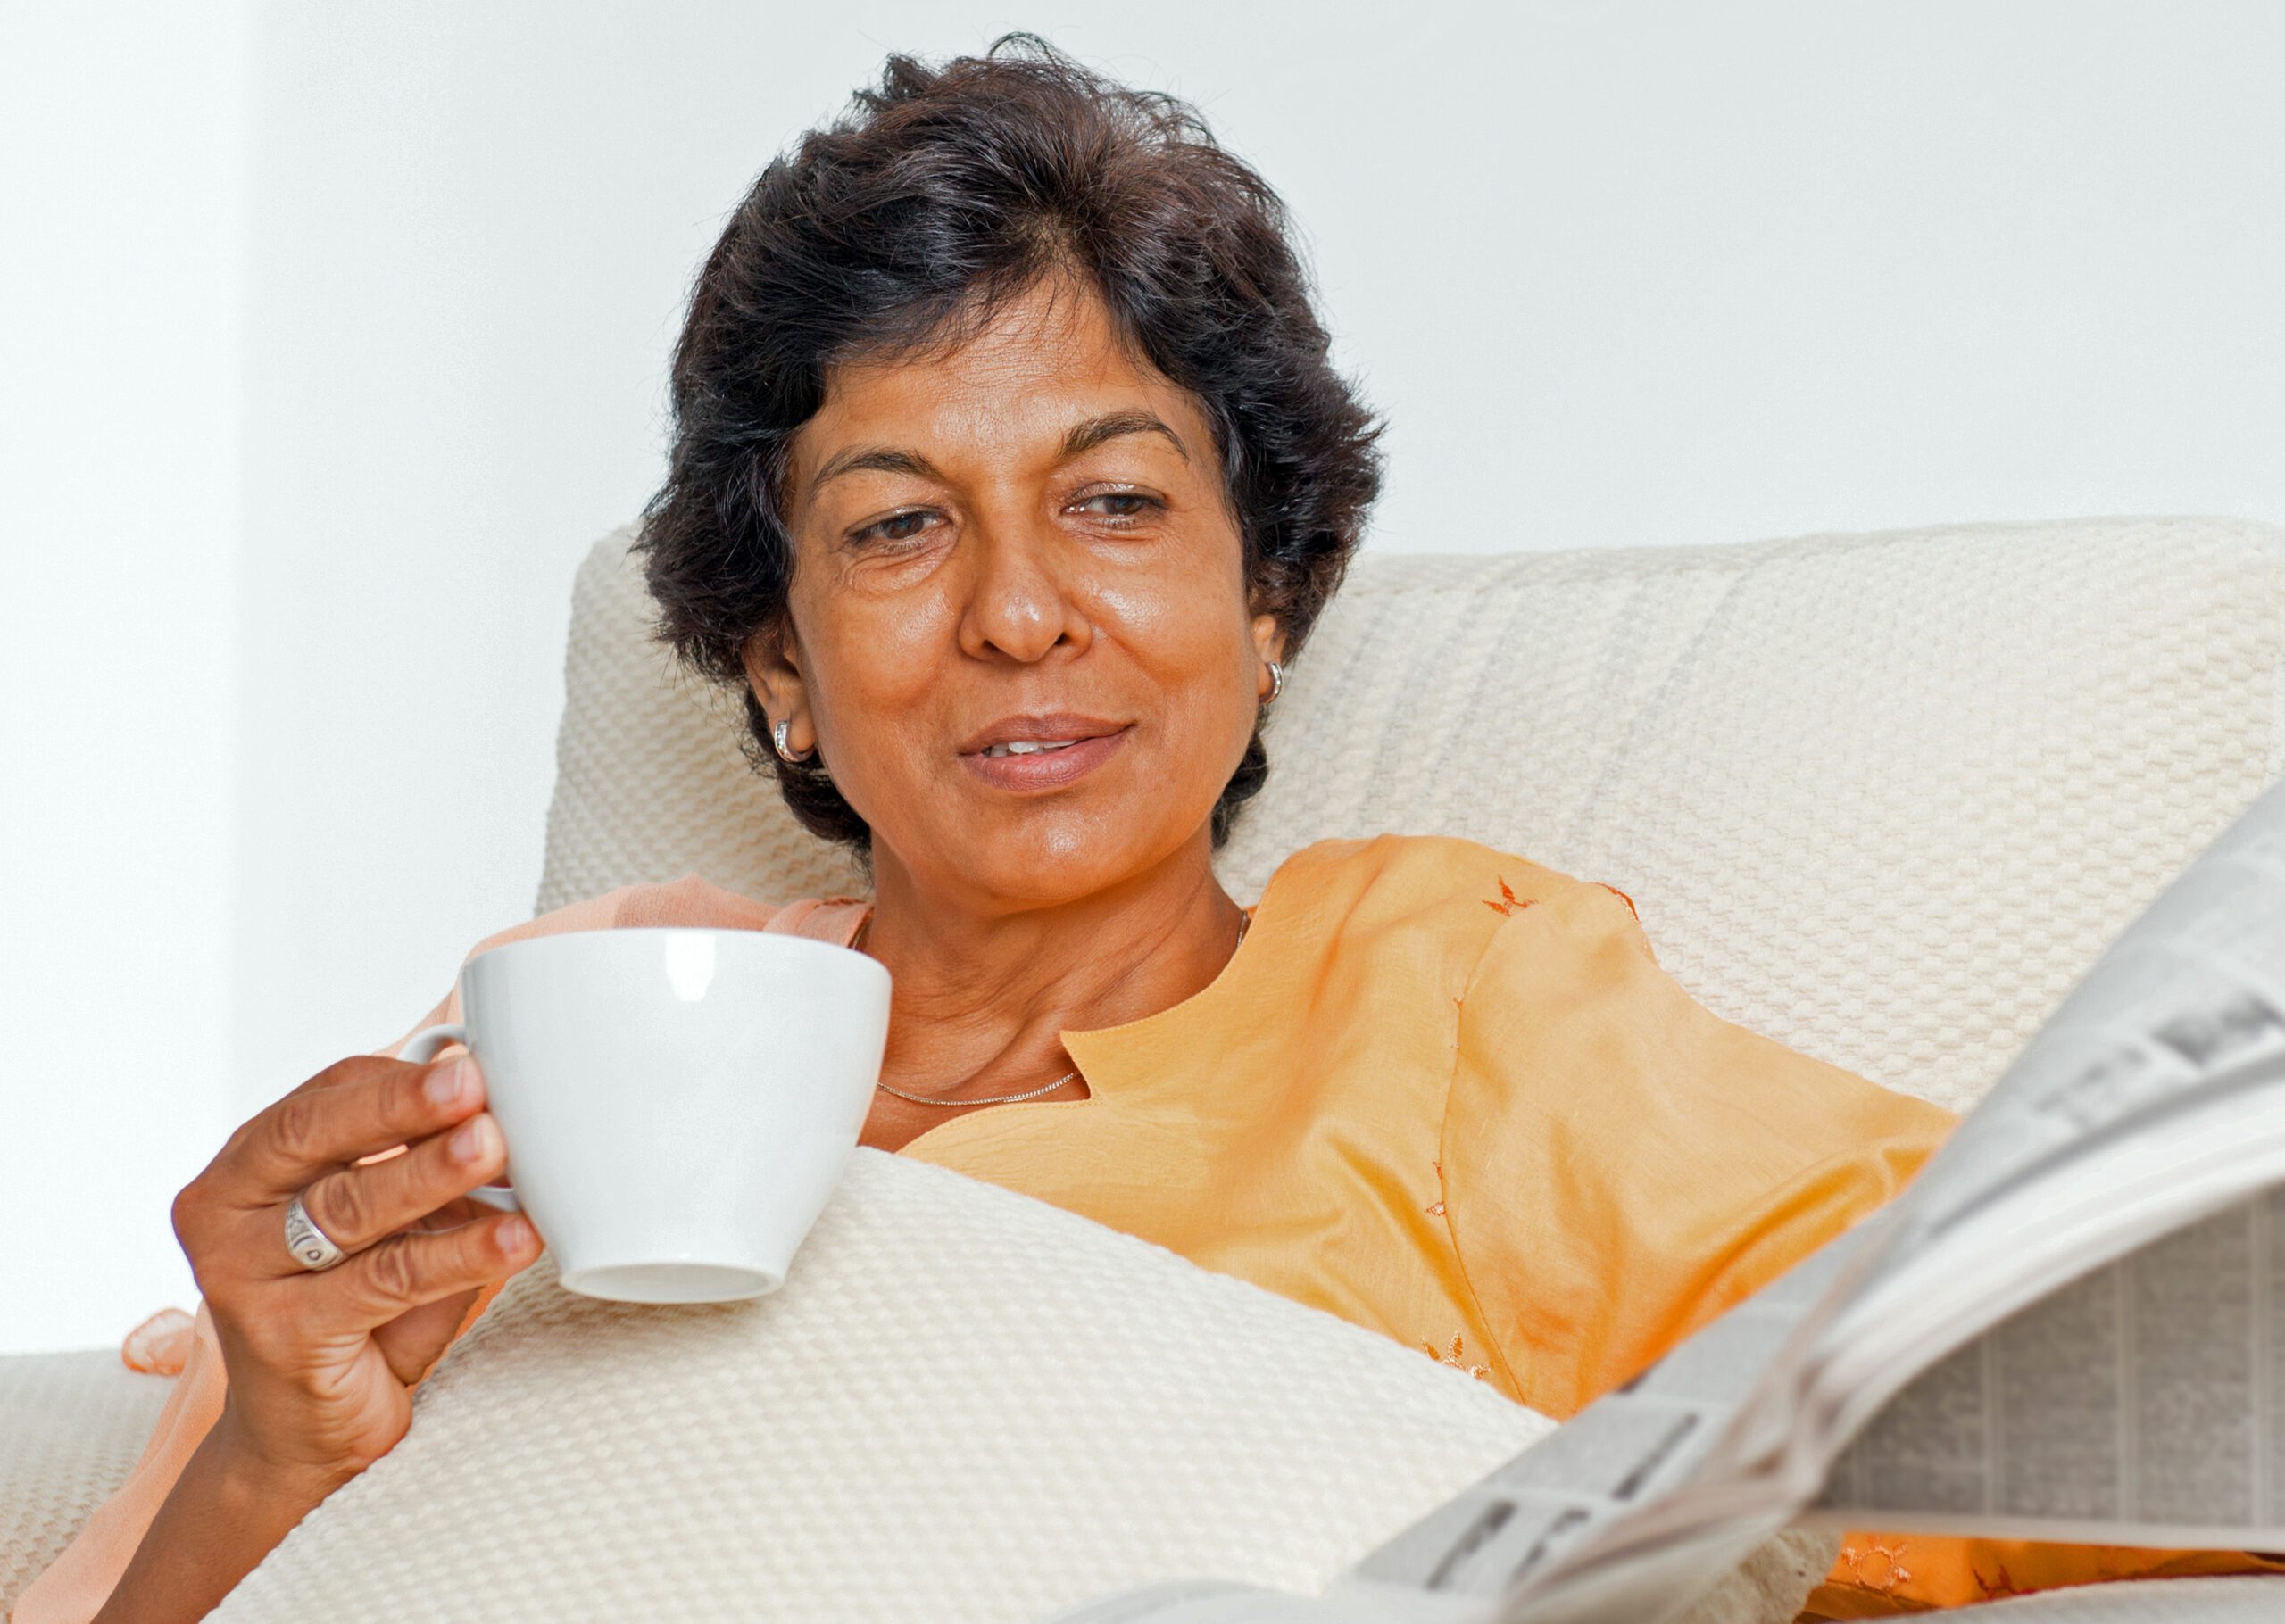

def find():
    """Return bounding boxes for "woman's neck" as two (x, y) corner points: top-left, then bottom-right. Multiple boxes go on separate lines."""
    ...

(857, 835), (1247, 1127)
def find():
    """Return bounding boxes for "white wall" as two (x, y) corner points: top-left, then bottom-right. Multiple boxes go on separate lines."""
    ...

(1, 4), (247, 1355)
(6, 1), (2283, 1354)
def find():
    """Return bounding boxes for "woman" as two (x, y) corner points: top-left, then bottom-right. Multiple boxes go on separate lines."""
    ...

(29, 38), (2276, 1623)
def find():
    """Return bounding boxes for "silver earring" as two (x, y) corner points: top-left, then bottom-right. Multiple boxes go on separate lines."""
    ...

(1264, 659), (1285, 705)
(772, 718), (812, 765)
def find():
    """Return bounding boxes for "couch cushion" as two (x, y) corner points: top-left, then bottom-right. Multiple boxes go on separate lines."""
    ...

(0, 1354), (172, 1614)
(1953, 1575), (2284, 1618)
(202, 1151), (1548, 1623)
(538, 518), (2285, 1114)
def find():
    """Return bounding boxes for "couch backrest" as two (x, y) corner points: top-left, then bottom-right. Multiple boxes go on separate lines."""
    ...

(538, 516), (2285, 1114)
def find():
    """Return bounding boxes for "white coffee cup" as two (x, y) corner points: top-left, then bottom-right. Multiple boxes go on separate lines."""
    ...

(395, 927), (890, 1304)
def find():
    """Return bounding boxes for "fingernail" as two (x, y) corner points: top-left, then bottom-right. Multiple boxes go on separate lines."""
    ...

(496, 1215), (535, 1255)
(424, 1056), (472, 1106)
(449, 1114), (494, 1162)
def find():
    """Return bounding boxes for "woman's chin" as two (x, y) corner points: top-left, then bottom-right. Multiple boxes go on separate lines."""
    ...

(921, 819), (1181, 909)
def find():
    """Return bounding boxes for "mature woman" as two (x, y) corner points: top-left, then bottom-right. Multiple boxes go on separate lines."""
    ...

(29, 38), (2275, 1624)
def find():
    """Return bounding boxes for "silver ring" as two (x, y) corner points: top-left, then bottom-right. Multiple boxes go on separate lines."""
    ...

(283, 1189), (346, 1272)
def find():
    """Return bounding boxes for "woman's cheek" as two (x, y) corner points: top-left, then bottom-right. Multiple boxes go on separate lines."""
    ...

(1159, 638), (1267, 795)
(821, 606), (943, 717)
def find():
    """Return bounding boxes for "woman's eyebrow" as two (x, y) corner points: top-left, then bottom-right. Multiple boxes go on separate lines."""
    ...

(809, 446), (942, 493)
(808, 410), (1188, 497)
(1061, 410), (1189, 463)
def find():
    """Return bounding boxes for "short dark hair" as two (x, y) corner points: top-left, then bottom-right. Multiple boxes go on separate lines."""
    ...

(636, 34), (1383, 860)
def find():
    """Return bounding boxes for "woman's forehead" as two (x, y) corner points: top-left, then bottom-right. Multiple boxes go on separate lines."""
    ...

(789, 279), (1210, 491)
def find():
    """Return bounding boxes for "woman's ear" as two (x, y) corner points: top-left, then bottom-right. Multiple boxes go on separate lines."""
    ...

(740, 623), (814, 756)
(1251, 612), (1288, 694)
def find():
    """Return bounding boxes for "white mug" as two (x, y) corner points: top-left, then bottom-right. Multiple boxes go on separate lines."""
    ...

(396, 927), (890, 1304)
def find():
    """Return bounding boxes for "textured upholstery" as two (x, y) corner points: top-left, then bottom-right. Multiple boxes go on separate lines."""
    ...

(1948, 1578), (2285, 1620)
(208, 1153), (1549, 1622)
(8, 518), (2282, 1621)
(0, 1356), (171, 1614)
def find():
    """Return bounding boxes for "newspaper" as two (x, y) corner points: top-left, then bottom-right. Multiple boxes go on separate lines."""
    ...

(1049, 773), (2285, 1624)
(1814, 1189), (2285, 1546)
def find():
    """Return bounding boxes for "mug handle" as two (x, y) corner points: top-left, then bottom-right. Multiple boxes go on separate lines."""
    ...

(397, 1023), (520, 1214)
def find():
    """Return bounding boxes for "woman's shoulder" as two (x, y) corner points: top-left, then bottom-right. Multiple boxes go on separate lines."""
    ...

(1264, 833), (1633, 923)
(1242, 833), (1655, 997)
(585, 873), (791, 932)
(459, 874), (861, 965)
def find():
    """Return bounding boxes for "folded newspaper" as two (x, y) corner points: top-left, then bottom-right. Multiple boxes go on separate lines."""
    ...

(1051, 775), (2285, 1624)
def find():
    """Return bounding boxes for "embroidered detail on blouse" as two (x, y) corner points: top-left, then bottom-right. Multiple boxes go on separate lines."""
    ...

(1594, 881), (1639, 920)
(121, 1307), (195, 1376)
(1425, 1159), (1446, 1217)
(1423, 1333), (1490, 1380)
(1483, 875), (1533, 917)
(1972, 1560), (2029, 1603)
(1836, 1540), (1914, 1594)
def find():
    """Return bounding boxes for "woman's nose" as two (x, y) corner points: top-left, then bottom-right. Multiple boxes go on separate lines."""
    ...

(955, 515), (1092, 664)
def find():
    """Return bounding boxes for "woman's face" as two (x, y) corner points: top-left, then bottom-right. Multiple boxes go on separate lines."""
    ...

(747, 276), (1283, 911)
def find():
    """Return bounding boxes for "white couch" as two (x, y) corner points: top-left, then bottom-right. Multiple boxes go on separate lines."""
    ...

(7, 516), (2281, 1622)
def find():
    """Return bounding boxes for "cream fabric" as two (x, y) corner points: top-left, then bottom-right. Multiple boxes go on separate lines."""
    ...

(1950, 1578), (2285, 1620)
(0, 1356), (171, 1613)
(8, 518), (2283, 1622)
(206, 1152), (1547, 1622)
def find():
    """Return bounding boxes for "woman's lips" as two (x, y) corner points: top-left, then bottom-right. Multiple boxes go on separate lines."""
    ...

(958, 726), (1131, 791)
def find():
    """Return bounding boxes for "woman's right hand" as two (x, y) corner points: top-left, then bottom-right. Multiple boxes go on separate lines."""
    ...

(169, 1048), (544, 1490)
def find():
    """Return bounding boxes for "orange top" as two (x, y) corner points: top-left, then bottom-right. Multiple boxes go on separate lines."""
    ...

(18, 835), (2279, 1620)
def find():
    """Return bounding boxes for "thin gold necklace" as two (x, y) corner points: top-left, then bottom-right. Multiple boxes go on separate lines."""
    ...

(868, 908), (1251, 1107)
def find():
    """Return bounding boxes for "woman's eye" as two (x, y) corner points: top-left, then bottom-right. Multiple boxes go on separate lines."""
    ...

(1074, 491), (1160, 522)
(852, 510), (939, 546)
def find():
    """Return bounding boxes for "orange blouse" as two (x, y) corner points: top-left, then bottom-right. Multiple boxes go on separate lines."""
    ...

(20, 834), (2278, 1620)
